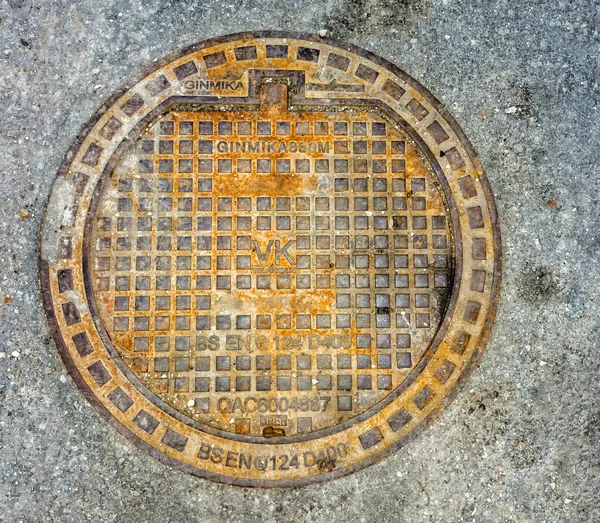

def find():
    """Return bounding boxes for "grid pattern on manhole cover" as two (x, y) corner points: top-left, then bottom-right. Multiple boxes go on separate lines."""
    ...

(40, 33), (500, 486)
(90, 107), (452, 436)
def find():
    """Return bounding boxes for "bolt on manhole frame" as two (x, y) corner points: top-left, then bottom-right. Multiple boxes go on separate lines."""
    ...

(39, 32), (501, 487)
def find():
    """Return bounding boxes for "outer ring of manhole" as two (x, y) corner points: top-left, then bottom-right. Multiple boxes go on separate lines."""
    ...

(39, 32), (501, 487)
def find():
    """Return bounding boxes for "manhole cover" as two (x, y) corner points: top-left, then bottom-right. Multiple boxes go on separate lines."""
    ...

(40, 32), (501, 487)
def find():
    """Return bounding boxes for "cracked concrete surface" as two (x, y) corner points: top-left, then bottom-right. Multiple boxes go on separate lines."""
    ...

(0, 0), (598, 521)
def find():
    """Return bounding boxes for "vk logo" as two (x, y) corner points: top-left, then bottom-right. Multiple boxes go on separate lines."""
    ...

(252, 240), (295, 266)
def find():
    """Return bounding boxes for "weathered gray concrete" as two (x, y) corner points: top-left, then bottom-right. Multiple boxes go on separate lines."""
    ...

(0, 1), (598, 521)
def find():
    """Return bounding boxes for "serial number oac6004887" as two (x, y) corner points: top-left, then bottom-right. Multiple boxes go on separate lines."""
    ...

(217, 396), (332, 414)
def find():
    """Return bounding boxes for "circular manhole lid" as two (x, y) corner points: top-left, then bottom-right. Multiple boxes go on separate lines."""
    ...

(40, 32), (501, 487)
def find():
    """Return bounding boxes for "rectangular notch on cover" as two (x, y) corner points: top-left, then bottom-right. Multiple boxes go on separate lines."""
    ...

(259, 82), (289, 114)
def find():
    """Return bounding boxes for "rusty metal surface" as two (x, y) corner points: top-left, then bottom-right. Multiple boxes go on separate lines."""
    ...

(40, 32), (501, 487)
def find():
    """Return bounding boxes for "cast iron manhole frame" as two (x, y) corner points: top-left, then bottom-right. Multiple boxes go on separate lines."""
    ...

(39, 31), (502, 487)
